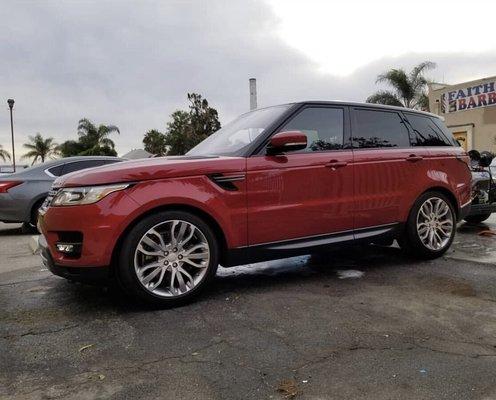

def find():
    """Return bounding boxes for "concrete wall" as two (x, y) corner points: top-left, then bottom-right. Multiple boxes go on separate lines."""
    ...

(428, 76), (496, 152)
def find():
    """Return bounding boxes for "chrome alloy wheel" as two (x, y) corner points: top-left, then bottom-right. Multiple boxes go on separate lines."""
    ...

(416, 197), (454, 251)
(134, 220), (210, 297)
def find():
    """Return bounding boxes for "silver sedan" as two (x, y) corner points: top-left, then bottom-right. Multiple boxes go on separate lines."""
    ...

(0, 156), (122, 230)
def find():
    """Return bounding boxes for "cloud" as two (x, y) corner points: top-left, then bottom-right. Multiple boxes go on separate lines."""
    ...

(0, 0), (495, 158)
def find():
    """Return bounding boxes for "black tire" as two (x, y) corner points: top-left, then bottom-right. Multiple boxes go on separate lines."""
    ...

(464, 213), (491, 224)
(117, 210), (219, 307)
(25, 199), (45, 233)
(21, 222), (38, 234)
(398, 191), (456, 260)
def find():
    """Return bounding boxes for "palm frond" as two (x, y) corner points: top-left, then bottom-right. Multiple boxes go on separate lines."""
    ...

(413, 93), (430, 111)
(376, 69), (414, 105)
(98, 125), (120, 136)
(21, 150), (40, 159)
(100, 137), (116, 148)
(366, 91), (404, 107)
(0, 147), (11, 161)
(410, 61), (436, 82)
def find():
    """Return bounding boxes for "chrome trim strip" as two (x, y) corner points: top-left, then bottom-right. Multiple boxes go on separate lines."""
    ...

(44, 168), (56, 178)
(213, 176), (246, 182)
(238, 222), (399, 249)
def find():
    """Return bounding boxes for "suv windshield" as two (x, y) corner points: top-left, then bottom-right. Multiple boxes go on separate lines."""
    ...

(187, 105), (290, 156)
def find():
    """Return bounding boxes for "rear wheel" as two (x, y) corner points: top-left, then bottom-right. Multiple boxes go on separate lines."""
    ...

(464, 213), (491, 224)
(399, 191), (456, 259)
(22, 199), (45, 234)
(117, 211), (219, 307)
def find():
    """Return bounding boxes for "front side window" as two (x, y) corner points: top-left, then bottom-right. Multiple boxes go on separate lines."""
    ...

(353, 109), (410, 148)
(277, 107), (344, 152)
(187, 105), (290, 156)
(406, 113), (453, 146)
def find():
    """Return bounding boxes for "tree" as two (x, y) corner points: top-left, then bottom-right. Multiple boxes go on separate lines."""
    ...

(58, 119), (119, 157)
(143, 129), (167, 156)
(164, 110), (194, 156)
(22, 133), (58, 165)
(366, 61), (435, 110)
(164, 93), (221, 155)
(0, 145), (10, 162)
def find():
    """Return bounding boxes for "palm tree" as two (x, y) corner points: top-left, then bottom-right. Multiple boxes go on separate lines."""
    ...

(76, 118), (120, 156)
(22, 134), (59, 165)
(366, 61), (435, 110)
(0, 144), (11, 162)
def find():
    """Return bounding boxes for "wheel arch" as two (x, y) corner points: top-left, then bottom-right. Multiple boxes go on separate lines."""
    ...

(28, 194), (48, 224)
(418, 186), (460, 219)
(110, 203), (229, 270)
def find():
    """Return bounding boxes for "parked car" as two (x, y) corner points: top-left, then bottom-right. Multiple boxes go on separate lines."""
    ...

(0, 156), (123, 231)
(464, 150), (496, 223)
(38, 102), (472, 306)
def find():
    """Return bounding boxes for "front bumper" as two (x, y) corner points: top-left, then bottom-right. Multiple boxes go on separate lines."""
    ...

(37, 190), (139, 268)
(39, 234), (111, 282)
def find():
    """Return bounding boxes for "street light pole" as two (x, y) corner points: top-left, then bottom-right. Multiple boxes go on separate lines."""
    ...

(7, 99), (15, 172)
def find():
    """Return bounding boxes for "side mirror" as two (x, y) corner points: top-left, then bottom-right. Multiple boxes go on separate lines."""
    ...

(267, 131), (307, 155)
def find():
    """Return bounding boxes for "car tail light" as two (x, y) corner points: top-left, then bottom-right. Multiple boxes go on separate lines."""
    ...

(0, 181), (23, 193)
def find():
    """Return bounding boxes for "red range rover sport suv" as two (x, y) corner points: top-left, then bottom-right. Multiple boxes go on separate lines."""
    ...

(39, 102), (472, 306)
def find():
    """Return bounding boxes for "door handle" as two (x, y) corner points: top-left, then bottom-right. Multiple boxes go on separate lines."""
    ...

(406, 154), (423, 162)
(325, 160), (348, 169)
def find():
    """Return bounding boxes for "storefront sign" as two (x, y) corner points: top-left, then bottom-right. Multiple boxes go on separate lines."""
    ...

(441, 81), (496, 113)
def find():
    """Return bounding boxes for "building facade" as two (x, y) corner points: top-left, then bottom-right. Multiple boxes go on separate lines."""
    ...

(428, 75), (496, 152)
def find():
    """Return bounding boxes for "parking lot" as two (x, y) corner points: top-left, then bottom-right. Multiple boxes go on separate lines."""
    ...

(1, 220), (496, 399)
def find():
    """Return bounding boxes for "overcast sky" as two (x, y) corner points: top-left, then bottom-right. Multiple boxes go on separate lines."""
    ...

(1, 0), (495, 160)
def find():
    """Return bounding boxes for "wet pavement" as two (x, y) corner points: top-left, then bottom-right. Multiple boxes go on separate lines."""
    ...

(1, 221), (496, 399)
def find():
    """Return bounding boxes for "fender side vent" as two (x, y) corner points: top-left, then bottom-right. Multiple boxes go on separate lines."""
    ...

(209, 173), (245, 191)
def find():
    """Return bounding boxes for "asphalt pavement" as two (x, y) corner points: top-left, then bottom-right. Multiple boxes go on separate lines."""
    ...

(1, 220), (496, 399)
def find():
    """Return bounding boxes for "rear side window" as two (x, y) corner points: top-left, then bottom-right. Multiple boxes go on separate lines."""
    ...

(406, 114), (454, 147)
(353, 109), (410, 148)
(60, 160), (107, 175)
(279, 107), (344, 152)
(431, 118), (459, 146)
(46, 164), (64, 177)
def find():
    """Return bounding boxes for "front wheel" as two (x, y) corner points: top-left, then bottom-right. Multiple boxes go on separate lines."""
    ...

(464, 213), (491, 224)
(399, 192), (456, 259)
(117, 211), (219, 307)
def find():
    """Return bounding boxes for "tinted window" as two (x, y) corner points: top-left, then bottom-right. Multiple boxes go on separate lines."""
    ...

(406, 114), (453, 146)
(431, 117), (459, 146)
(279, 107), (344, 152)
(61, 160), (107, 175)
(105, 159), (121, 165)
(47, 164), (64, 176)
(353, 109), (410, 148)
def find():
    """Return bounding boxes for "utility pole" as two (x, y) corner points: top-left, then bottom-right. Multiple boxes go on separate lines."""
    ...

(7, 99), (15, 172)
(249, 78), (257, 111)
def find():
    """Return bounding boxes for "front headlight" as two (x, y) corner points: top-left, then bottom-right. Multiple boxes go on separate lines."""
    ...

(51, 184), (129, 206)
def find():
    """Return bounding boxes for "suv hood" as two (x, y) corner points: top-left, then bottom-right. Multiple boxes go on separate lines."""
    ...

(55, 156), (246, 187)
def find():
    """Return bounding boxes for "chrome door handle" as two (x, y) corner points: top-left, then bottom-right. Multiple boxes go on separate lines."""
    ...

(325, 160), (348, 169)
(406, 154), (423, 162)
